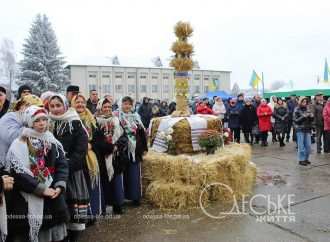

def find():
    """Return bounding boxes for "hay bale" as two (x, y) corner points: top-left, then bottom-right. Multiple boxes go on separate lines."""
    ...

(149, 115), (222, 154)
(143, 144), (256, 209)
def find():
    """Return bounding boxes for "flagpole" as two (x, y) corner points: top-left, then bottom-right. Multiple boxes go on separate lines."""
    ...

(261, 72), (265, 97)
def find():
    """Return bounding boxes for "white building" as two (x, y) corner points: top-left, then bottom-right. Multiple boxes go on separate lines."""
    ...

(66, 64), (231, 101)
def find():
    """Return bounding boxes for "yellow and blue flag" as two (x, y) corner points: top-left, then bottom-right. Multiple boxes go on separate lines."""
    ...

(208, 79), (219, 91)
(250, 70), (261, 89)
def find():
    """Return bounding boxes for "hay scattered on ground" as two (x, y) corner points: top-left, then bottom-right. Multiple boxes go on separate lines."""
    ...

(143, 144), (256, 210)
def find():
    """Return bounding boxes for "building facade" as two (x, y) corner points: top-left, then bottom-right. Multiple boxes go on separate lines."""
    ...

(66, 65), (231, 101)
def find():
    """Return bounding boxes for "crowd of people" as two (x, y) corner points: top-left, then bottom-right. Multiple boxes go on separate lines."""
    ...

(136, 91), (330, 166)
(0, 85), (147, 242)
(0, 83), (329, 242)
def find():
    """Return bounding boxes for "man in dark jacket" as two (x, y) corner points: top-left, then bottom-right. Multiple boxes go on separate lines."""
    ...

(0, 86), (10, 119)
(311, 92), (325, 153)
(286, 94), (298, 142)
(227, 98), (241, 143)
(86, 89), (99, 114)
(239, 98), (258, 144)
(138, 97), (152, 128)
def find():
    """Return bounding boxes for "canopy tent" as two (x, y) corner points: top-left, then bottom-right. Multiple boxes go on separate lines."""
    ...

(205, 90), (232, 100)
(264, 84), (330, 98)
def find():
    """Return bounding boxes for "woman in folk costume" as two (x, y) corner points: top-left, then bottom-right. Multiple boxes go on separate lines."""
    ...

(71, 94), (104, 220)
(0, 94), (43, 167)
(4, 106), (69, 242)
(114, 96), (148, 207)
(48, 94), (89, 242)
(92, 98), (127, 214)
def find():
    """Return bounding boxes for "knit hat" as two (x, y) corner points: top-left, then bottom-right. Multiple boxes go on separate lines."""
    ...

(0, 86), (6, 94)
(23, 105), (48, 128)
(66, 85), (79, 93)
(18, 85), (32, 98)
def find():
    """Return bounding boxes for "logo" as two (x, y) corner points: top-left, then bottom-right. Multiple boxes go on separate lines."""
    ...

(199, 182), (296, 223)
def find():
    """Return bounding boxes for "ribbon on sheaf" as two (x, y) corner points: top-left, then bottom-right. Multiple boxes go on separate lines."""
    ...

(175, 71), (191, 77)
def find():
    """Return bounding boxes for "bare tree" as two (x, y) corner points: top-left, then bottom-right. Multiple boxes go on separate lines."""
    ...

(0, 38), (16, 81)
(270, 80), (286, 91)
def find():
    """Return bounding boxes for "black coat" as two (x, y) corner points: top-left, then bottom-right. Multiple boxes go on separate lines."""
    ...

(293, 106), (314, 132)
(6, 143), (69, 235)
(273, 105), (289, 133)
(239, 105), (258, 132)
(138, 103), (152, 128)
(53, 120), (88, 173)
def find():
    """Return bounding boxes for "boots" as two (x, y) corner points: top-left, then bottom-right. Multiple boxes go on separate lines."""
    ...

(67, 230), (80, 242)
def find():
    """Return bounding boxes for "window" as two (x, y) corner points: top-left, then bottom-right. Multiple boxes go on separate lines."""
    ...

(115, 72), (123, 79)
(127, 72), (136, 79)
(89, 84), (97, 91)
(128, 85), (135, 93)
(88, 71), (97, 78)
(163, 85), (169, 93)
(140, 85), (147, 93)
(102, 72), (111, 78)
(115, 84), (123, 93)
(102, 84), (111, 94)
(194, 75), (201, 80)
(204, 86), (208, 93)
(140, 75), (147, 79)
(163, 75), (169, 80)
(204, 76), (209, 80)
(152, 85), (158, 93)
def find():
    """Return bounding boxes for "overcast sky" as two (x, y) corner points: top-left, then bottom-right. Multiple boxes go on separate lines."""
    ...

(1, 0), (330, 89)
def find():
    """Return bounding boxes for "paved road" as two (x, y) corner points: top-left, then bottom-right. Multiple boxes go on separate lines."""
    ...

(81, 141), (330, 242)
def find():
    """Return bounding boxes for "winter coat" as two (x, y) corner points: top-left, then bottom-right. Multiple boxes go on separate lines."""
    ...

(293, 106), (314, 132)
(287, 99), (297, 120)
(5, 143), (69, 234)
(212, 102), (226, 120)
(311, 101), (324, 128)
(138, 103), (152, 129)
(0, 112), (24, 164)
(273, 104), (289, 133)
(323, 102), (330, 131)
(86, 99), (98, 114)
(53, 120), (88, 173)
(227, 104), (241, 129)
(0, 99), (10, 119)
(196, 104), (213, 115)
(239, 105), (258, 132)
(257, 104), (272, 132)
